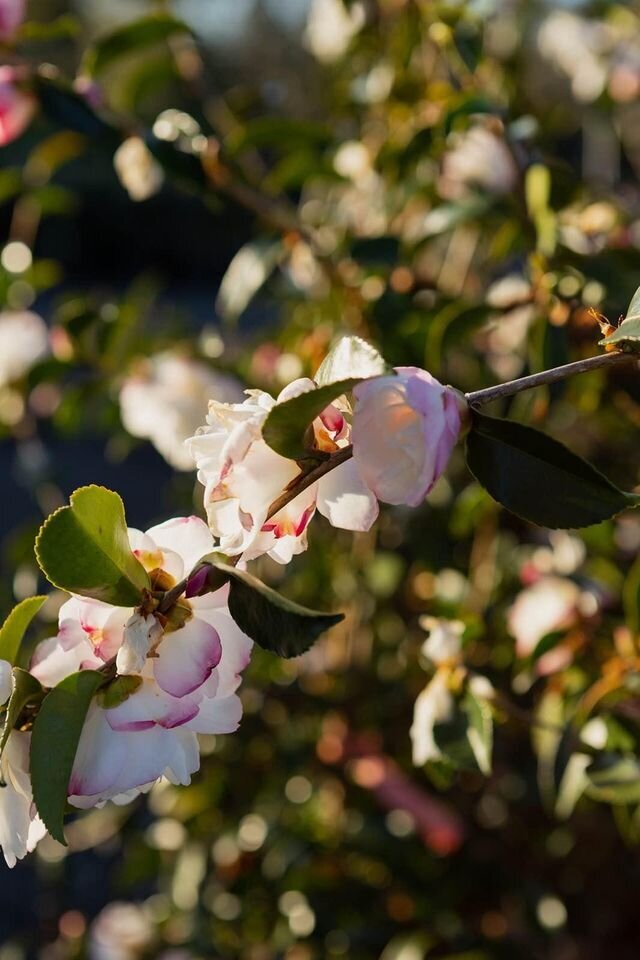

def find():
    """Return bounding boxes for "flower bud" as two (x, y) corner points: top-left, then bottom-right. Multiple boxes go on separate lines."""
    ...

(351, 367), (462, 507)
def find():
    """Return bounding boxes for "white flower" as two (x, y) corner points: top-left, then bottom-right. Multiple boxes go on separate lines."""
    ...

(410, 671), (454, 766)
(0, 660), (47, 867)
(186, 378), (378, 564)
(119, 353), (244, 470)
(31, 518), (253, 806)
(439, 125), (517, 199)
(419, 617), (464, 665)
(507, 576), (581, 658)
(113, 137), (164, 202)
(0, 310), (49, 387)
(303, 0), (364, 63)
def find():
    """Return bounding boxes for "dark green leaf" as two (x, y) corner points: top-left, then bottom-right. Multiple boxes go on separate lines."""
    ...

(623, 554), (640, 636)
(0, 596), (46, 666)
(97, 675), (142, 709)
(466, 412), (637, 528)
(263, 377), (368, 461)
(35, 485), (150, 606)
(203, 560), (343, 658)
(82, 13), (191, 76)
(31, 670), (105, 844)
(464, 689), (493, 775)
(35, 76), (116, 140)
(433, 687), (493, 774)
(0, 669), (44, 759)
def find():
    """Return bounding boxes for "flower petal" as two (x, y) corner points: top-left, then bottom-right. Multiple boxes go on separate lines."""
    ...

(153, 618), (222, 698)
(193, 608), (253, 697)
(316, 458), (379, 532)
(185, 693), (243, 734)
(145, 516), (215, 576)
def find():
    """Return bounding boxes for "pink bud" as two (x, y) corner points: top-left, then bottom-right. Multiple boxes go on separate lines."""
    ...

(351, 367), (462, 507)
(0, 66), (35, 147)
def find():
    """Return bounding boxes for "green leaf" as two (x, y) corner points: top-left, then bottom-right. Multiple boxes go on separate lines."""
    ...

(262, 377), (368, 461)
(600, 285), (640, 351)
(81, 13), (191, 76)
(97, 674), (142, 709)
(201, 560), (343, 658)
(0, 596), (46, 666)
(314, 336), (389, 386)
(433, 687), (493, 774)
(215, 239), (284, 324)
(623, 554), (640, 636)
(35, 486), (150, 606)
(31, 670), (105, 844)
(466, 412), (637, 529)
(0, 669), (44, 760)
(585, 753), (640, 805)
(464, 689), (493, 776)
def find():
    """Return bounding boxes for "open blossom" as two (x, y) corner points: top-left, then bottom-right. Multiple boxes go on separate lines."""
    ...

(352, 367), (462, 508)
(0, 661), (47, 867)
(119, 353), (243, 470)
(0, 66), (35, 147)
(30, 517), (252, 807)
(186, 379), (378, 564)
(0, 310), (49, 387)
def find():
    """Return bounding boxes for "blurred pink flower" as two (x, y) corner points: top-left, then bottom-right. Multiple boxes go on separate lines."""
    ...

(0, 0), (25, 40)
(0, 66), (35, 146)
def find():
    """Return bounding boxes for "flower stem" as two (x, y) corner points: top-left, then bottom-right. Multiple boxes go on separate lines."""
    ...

(465, 350), (634, 407)
(264, 446), (354, 522)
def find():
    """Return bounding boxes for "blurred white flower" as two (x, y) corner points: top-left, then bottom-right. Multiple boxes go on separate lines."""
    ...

(410, 671), (453, 766)
(304, 0), (364, 63)
(440, 125), (517, 199)
(507, 576), (581, 661)
(537, 11), (608, 104)
(419, 617), (464, 665)
(0, 310), (49, 387)
(119, 353), (244, 470)
(113, 137), (164, 202)
(89, 901), (154, 960)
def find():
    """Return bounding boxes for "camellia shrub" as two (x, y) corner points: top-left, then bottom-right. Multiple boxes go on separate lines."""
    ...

(5, 0), (640, 956)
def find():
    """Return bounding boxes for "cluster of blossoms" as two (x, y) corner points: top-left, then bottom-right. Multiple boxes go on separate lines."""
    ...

(0, 517), (252, 866)
(0, 343), (468, 866)
(186, 365), (462, 564)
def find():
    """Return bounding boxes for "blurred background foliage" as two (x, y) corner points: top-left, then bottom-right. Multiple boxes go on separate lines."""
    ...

(4, 0), (640, 957)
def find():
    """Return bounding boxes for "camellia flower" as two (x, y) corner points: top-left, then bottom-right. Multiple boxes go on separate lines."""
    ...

(0, 0), (24, 40)
(119, 353), (244, 470)
(303, 0), (364, 63)
(0, 661), (47, 867)
(30, 517), (253, 807)
(351, 367), (463, 508)
(0, 310), (49, 387)
(0, 66), (35, 147)
(186, 378), (378, 564)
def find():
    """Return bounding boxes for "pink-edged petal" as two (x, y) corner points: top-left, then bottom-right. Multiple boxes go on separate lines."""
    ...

(184, 693), (243, 734)
(153, 617), (222, 698)
(316, 458), (379, 532)
(30, 628), (101, 686)
(68, 705), (129, 798)
(58, 596), (116, 632)
(194, 608), (253, 697)
(105, 682), (199, 731)
(145, 516), (215, 575)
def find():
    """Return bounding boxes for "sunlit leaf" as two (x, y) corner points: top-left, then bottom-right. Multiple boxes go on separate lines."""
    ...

(35, 486), (150, 606)
(0, 596), (46, 666)
(600, 285), (640, 351)
(82, 13), (191, 76)
(0, 668), (44, 760)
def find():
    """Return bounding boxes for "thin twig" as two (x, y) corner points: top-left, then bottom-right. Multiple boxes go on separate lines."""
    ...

(264, 446), (354, 522)
(466, 351), (635, 407)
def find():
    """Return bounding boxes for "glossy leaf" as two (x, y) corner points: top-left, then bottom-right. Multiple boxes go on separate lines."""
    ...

(82, 13), (191, 76)
(466, 412), (637, 529)
(433, 688), (493, 774)
(215, 239), (283, 324)
(0, 596), (46, 666)
(585, 753), (640, 805)
(263, 377), (367, 461)
(31, 670), (105, 845)
(34, 76), (116, 139)
(0, 669), (44, 759)
(35, 486), (150, 606)
(199, 559), (343, 658)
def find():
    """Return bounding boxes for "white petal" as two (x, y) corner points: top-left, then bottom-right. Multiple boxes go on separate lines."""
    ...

(194, 608), (253, 698)
(145, 516), (215, 575)
(116, 613), (161, 676)
(153, 618), (222, 698)
(316, 458), (379, 532)
(185, 694), (243, 734)
(0, 660), (12, 706)
(105, 681), (199, 731)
